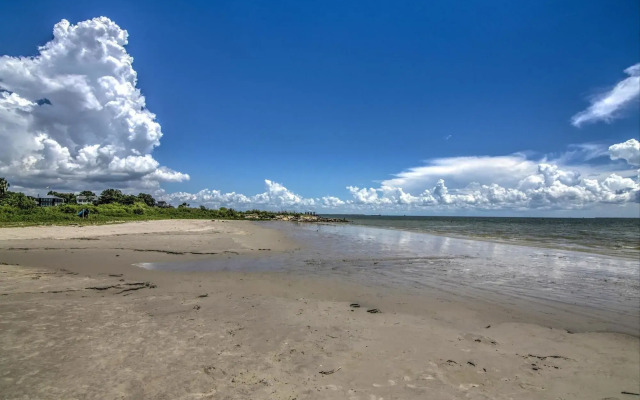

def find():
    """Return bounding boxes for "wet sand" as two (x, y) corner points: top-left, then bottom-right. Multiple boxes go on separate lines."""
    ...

(1, 219), (638, 399)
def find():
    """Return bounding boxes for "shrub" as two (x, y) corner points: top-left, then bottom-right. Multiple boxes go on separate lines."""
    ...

(0, 192), (36, 210)
(60, 205), (79, 214)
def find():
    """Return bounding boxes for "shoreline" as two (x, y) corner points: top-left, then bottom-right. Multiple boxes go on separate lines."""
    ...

(347, 223), (640, 260)
(3, 214), (637, 259)
(251, 221), (639, 336)
(1, 219), (638, 399)
(335, 217), (640, 260)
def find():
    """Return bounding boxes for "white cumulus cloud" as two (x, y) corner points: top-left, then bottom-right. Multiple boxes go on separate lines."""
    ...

(0, 17), (188, 191)
(343, 164), (638, 211)
(381, 155), (538, 192)
(160, 166), (638, 213)
(162, 180), (315, 210)
(159, 140), (639, 214)
(571, 63), (640, 127)
(609, 138), (640, 166)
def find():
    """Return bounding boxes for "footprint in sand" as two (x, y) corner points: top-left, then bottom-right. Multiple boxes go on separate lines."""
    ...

(518, 353), (571, 371)
(370, 374), (430, 392)
(463, 333), (498, 345)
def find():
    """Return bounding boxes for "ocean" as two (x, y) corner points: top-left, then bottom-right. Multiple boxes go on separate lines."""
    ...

(323, 215), (640, 259)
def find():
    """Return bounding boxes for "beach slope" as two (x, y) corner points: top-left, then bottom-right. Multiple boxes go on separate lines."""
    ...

(1, 220), (638, 399)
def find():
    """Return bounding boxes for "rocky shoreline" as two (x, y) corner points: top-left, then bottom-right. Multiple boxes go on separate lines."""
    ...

(245, 213), (349, 223)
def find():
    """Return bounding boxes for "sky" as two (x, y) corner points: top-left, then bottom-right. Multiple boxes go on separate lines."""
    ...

(0, 0), (638, 216)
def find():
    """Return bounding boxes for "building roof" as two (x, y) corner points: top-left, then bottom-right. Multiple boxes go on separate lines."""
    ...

(38, 195), (63, 200)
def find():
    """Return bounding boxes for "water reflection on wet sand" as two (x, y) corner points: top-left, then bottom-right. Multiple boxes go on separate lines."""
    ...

(138, 222), (640, 334)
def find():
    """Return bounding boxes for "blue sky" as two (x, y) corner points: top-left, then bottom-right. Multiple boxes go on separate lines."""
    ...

(0, 1), (638, 216)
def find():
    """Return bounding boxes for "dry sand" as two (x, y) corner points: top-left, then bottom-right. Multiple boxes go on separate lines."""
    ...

(0, 219), (638, 399)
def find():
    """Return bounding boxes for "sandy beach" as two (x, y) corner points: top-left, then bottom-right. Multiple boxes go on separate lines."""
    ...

(0, 219), (638, 399)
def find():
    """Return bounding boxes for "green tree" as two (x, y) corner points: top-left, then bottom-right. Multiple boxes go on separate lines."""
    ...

(79, 190), (96, 197)
(47, 191), (75, 204)
(120, 194), (137, 205)
(0, 177), (9, 197)
(98, 189), (124, 204)
(137, 193), (156, 207)
(1, 192), (36, 210)
(178, 202), (189, 208)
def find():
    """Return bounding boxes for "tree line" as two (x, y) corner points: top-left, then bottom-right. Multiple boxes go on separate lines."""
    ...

(45, 189), (159, 207)
(0, 178), (161, 209)
(0, 177), (323, 226)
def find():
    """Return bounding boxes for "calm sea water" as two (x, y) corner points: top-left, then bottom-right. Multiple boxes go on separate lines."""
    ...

(322, 215), (640, 258)
(140, 220), (640, 334)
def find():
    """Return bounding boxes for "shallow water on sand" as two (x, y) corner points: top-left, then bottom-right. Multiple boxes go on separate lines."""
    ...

(138, 222), (640, 334)
(330, 215), (640, 258)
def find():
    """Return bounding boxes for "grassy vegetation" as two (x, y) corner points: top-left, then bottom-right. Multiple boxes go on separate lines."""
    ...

(0, 194), (291, 227)
(2, 204), (200, 227)
(0, 180), (311, 227)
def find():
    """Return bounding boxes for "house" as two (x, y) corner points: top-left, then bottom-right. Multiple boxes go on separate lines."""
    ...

(156, 201), (170, 208)
(36, 195), (65, 207)
(76, 195), (98, 205)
